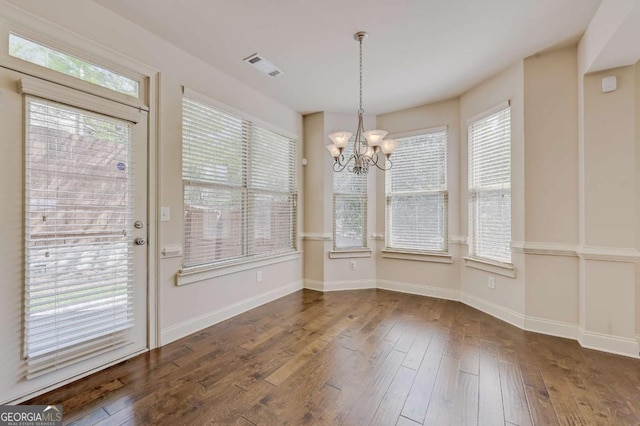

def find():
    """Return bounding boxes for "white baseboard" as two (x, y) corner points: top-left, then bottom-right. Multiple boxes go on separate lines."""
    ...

(459, 292), (525, 329)
(524, 316), (578, 340)
(160, 280), (303, 345)
(578, 329), (640, 359)
(377, 280), (459, 301)
(322, 279), (376, 292)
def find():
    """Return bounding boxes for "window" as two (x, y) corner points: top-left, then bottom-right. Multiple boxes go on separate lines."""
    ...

(9, 33), (140, 98)
(182, 95), (296, 268)
(333, 143), (367, 249)
(385, 129), (448, 252)
(468, 105), (511, 263)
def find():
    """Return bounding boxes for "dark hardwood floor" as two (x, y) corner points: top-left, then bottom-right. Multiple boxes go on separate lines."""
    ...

(27, 289), (640, 425)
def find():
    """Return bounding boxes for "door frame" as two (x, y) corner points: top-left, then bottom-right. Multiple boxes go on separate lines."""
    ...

(0, 4), (160, 402)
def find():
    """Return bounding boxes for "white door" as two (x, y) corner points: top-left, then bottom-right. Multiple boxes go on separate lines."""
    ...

(0, 68), (148, 403)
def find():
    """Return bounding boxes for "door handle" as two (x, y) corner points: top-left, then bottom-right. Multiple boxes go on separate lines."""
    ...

(134, 237), (146, 246)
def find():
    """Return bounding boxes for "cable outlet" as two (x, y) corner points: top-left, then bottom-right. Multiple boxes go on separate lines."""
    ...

(256, 271), (263, 282)
(350, 260), (357, 271)
(488, 277), (496, 289)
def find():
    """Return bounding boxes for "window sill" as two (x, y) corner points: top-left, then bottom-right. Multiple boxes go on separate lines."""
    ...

(328, 249), (372, 259)
(176, 251), (301, 286)
(381, 250), (453, 264)
(463, 256), (516, 278)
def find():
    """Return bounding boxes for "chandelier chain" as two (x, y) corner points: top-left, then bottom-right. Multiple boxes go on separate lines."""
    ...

(359, 36), (363, 113)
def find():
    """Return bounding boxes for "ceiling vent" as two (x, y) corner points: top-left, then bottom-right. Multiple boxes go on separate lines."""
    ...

(243, 53), (283, 78)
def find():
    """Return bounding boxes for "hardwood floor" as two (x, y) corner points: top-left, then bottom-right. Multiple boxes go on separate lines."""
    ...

(27, 289), (640, 425)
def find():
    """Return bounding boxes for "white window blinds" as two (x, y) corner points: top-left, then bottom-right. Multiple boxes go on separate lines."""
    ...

(468, 105), (511, 263)
(333, 143), (367, 249)
(386, 129), (448, 252)
(24, 96), (135, 378)
(182, 96), (296, 268)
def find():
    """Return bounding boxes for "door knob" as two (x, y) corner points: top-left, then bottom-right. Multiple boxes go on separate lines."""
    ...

(134, 237), (146, 246)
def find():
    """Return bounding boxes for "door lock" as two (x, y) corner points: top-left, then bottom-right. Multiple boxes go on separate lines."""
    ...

(134, 237), (146, 246)
(134, 220), (144, 229)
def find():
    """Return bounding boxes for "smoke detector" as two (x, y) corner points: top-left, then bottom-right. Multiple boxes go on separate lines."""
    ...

(243, 53), (283, 78)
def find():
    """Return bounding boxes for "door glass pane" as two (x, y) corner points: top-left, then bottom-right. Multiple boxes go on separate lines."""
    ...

(24, 96), (135, 375)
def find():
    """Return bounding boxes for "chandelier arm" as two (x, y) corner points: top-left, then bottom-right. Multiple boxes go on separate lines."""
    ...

(374, 157), (392, 171)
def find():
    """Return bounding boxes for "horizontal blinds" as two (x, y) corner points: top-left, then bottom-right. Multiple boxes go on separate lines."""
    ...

(24, 96), (135, 378)
(182, 95), (296, 267)
(249, 126), (297, 256)
(182, 98), (247, 187)
(334, 195), (367, 249)
(333, 143), (367, 249)
(469, 106), (511, 263)
(386, 131), (448, 252)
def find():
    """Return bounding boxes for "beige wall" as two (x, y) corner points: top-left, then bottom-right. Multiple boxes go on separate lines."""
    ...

(302, 112), (378, 288)
(524, 48), (579, 244)
(580, 64), (638, 349)
(522, 47), (580, 325)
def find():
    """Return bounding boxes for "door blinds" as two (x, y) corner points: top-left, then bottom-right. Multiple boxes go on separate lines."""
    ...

(386, 129), (448, 252)
(468, 105), (512, 263)
(24, 96), (135, 378)
(182, 96), (296, 268)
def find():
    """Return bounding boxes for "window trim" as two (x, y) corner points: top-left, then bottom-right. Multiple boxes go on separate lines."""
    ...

(181, 87), (298, 273)
(384, 125), (449, 256)
(466, 101), (512, 266)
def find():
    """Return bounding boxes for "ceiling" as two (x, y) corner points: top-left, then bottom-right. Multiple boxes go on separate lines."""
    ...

(94, 0), (602, 115)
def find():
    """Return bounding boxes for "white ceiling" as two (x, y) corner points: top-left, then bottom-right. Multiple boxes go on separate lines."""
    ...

(94, 0), (602, 115)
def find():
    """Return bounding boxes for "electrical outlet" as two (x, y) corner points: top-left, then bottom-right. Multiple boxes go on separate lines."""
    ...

(488, 277), (496, 289)
(256, 271), (263, 282)
(350, 260), (357, 271)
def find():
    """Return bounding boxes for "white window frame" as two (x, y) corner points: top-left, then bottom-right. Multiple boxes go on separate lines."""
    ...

(178, 88), (299, 285)
(466, 101), (513, 270)
(383, 126), (449, 261)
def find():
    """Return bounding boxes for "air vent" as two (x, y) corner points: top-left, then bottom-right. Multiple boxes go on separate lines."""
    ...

(243, 53), (283, 78)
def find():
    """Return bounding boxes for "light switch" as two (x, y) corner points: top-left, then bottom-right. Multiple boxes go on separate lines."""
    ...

(161, 207), (170, 222)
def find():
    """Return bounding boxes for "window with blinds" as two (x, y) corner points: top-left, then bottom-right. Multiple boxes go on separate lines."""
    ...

(24, 96), (135, 378)
(182, 96), (296, 268)
(333, 143), (367, 249)
(386, 129), (448, 252)
(468, 105), (511, 263)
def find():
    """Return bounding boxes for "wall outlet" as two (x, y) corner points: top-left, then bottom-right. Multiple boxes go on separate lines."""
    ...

(350, 260), (357, 271)
(488, 277), (496, 289)
(256, 271), (263, 282)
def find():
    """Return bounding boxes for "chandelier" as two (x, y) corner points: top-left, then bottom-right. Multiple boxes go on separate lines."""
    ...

(326, 31), (397, 175)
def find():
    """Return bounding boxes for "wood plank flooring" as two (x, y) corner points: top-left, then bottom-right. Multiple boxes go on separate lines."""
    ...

(27, 289), (640, 425)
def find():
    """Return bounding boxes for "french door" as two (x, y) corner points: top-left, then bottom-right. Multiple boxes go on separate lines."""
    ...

(0, 68), (148, 403)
